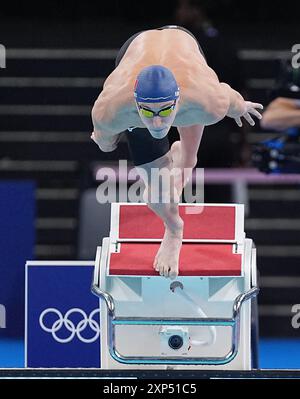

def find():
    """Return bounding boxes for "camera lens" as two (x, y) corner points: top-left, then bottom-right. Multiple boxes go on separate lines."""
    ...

(168, 335), (183, 350)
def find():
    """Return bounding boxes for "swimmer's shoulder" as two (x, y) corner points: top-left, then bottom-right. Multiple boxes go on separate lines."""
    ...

(175, 77), (229, 126)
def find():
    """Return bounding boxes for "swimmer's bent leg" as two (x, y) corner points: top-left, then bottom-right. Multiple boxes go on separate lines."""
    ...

(177, 124), (204, 167)
(126, 125), (204, 279)
(171, 124), (204, 195)
(135, 151), (183, 279)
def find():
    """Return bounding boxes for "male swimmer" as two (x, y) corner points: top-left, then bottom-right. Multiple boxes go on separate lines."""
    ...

(91, 25), (263, 279)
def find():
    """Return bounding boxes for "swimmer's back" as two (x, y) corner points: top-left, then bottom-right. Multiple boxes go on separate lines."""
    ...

(116, 28), (207, 81)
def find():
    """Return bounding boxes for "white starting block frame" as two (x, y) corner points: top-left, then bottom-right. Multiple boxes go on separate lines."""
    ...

(92, 203), (259, 370)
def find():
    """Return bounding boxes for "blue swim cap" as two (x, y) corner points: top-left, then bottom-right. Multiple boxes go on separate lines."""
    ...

(134, 65), (180, 103)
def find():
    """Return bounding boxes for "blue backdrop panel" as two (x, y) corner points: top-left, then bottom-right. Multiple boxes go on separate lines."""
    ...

(26, 264), (101, 368)
(0, 181), (35, 338)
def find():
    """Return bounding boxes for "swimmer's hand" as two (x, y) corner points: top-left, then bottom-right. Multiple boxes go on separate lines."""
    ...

(234, 101), (264, 127)
(91, 130), (119, 152)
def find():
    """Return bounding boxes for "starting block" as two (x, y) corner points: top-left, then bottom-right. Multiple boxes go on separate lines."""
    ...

(92, 203), (259, 370)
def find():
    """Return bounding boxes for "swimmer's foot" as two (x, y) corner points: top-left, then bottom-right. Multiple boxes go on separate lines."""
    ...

(153, 222), (183, 279)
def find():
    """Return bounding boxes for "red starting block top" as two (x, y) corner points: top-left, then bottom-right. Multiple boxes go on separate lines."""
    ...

(108, 203), (243, 276)
(117, 204), (238, 241)
(109, 243), (241, 276)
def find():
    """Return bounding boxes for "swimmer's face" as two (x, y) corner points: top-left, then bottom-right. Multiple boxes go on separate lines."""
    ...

(136, 100), (178, 139)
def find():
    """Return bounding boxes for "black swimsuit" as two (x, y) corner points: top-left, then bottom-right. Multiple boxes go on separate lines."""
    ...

(115, 25), (205, 166)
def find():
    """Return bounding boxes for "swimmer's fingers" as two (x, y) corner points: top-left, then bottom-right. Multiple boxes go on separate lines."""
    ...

(234, 117), (243, 127)
(245, 101), (264, 111)
(248, 108), (263, 120)
(243, 101), (264, 126)
(243, 112), (255, 126)
(251, 102), (264, 110)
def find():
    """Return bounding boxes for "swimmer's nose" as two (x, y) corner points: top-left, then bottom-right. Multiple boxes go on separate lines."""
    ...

(152, 116), (162, 128)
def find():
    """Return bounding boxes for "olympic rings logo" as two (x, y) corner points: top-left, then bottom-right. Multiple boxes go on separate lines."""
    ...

(39, 308), (101, 344)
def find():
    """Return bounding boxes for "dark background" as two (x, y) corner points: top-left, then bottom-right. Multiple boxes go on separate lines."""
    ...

(1, 0), (300, 22)
(0, 0), (299, 47)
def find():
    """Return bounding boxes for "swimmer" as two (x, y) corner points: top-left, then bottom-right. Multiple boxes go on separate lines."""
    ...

(91, 25), (263, 279)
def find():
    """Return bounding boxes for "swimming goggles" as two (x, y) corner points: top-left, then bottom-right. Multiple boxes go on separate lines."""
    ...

(137, 101), (176, 118)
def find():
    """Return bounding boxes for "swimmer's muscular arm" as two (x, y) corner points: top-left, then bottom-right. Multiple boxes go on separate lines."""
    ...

(219, 82), (263, 126)
(220, 83), (246, 118)
(91, 92), (122, 152)
(194, 65), (263, 126)
(91, 74), (133, 152)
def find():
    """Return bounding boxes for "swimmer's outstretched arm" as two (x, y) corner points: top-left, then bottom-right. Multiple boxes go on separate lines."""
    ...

(220, 82), (263, 127)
